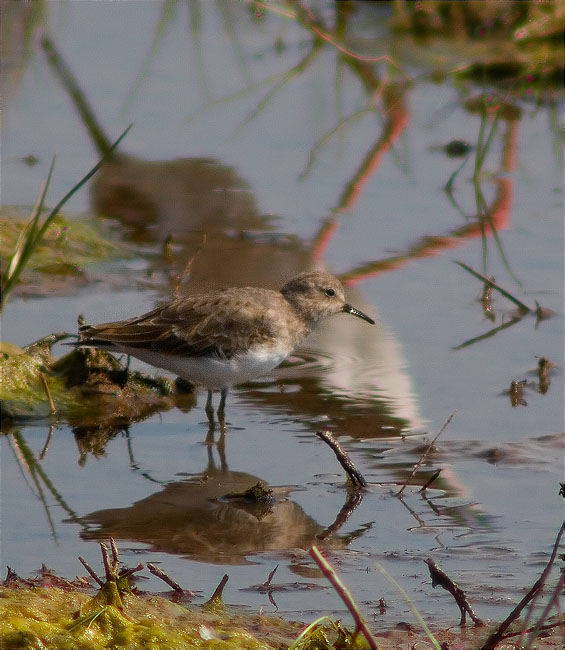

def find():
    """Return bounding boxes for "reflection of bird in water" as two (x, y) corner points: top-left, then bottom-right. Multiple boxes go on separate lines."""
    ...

(76, 272), (374, 428)
(92, 155), (264, 242)
(41, 35), (264, 241)
(79, 467), (363, 565)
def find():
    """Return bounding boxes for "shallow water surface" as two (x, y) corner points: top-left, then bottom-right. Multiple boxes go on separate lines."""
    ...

(2, 0), (563, 633)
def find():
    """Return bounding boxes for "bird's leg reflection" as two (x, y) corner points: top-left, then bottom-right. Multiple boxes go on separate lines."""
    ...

(205, 438), (227, 472)
(204, 417), (227, 471)
(205, 390), (215, 430)
(216, 429), (227, 471)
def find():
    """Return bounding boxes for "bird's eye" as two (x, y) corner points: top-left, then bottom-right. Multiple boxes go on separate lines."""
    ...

(325, 288), (336, 297)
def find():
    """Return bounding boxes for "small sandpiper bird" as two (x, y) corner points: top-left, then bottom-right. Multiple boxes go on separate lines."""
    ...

(77, 271), (375, 428)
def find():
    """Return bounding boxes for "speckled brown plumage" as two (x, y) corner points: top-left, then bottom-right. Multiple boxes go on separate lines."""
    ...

(77, 271), (375, 424)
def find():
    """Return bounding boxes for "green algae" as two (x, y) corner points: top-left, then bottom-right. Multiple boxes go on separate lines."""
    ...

(0, 585), (300, 650)
(0, 335), (67, 420)
(0, 333), (179, 425)
(0, 541), (301, 650)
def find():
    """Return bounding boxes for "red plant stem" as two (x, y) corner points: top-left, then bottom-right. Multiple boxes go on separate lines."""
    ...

(309, 545), (378, 650)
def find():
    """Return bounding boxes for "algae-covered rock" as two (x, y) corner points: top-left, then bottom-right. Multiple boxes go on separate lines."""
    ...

(0, 333), (193, 429)
(0, 334), (67, 421)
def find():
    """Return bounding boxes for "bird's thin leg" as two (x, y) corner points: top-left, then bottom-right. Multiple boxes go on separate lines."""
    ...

(205, 390), (215, 431)
(217, 388), (228, 431)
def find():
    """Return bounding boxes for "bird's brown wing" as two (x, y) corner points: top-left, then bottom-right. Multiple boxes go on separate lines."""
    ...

(79, 290), (281, 359)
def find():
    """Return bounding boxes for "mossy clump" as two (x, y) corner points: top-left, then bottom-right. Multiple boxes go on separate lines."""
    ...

(0, 548), (303, 650)
(0, 333), (183, 427)
(0, 584), (302, 650)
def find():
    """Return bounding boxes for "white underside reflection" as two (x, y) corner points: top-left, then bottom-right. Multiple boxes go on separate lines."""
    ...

(303, 301), (423, 433)
(243, 287), (424, 438)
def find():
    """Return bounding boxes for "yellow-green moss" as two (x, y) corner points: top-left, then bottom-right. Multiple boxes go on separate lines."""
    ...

(0, 586), (300, 650)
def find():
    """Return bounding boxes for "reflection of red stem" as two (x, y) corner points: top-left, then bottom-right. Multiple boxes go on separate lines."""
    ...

(466, 178), (512, 236)
(342, 177), (513, 287)
(310, 87), (409, 266)
(311, 218), (339, 264)
(284, 0), (408, 70)
(337, 87), (409, 213)
(342, 109), (519, 287)
(311, 24), (402, 66)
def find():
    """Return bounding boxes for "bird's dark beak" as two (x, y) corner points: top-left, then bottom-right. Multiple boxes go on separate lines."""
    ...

(343, 303), (375, 325)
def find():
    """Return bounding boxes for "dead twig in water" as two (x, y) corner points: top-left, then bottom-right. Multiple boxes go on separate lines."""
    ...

(263, 564), (278, 588)
(100, 542), (115, 581)
(419, 469), (442, 493)
(309, 545), (379, 650)
(481, 275), (496, 320)
(397, 411), (455, 497)
(39, 425), (55, 460)
(509, 379), (528, 407)
(80, 541), (144, 589)
(119, 563), (144, 580)
(425, 558), (484, 627)
(521, 572), (565, 650)
(480, 520), (565, 649)
(147, 562), (193, 596)
(316, 430), (367, 487)
(205, 574), (229, 610)
(109, 538), (120, 567)
(537, 356), (556, 394)
(38, 371), (57, 417)
(498, 619), (565, 645)
(78, 556), (104, 587)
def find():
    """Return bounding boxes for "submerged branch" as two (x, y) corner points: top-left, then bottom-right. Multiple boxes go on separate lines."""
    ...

(425, 558), (484, 627)
(316, 430), (367, 487)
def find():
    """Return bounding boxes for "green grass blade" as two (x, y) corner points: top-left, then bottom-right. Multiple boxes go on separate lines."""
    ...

(25, 155), (57, 244)
(4, 156), (56, 283)
(475, 107), (501, 173)
(1, 124), (132, 309)
(35, 124), (133, 243)
(374, 562), (441, 650)
(289, 616), (335, 650)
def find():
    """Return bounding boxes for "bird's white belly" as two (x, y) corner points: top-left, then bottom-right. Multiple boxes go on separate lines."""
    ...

(119, 344), (290, 390)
